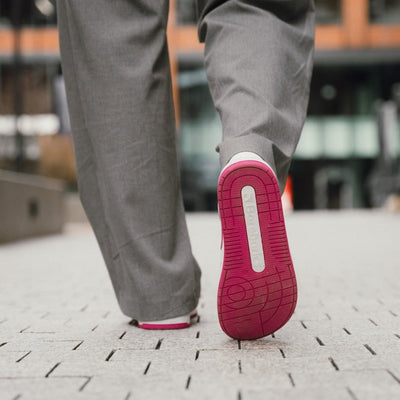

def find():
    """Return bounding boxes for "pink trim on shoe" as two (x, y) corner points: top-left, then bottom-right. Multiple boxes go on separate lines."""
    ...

(217, 156), (297, 340)
(190, 311), (198, 319)
(138, 322), (190, 330)
(137, 309), (198, 330)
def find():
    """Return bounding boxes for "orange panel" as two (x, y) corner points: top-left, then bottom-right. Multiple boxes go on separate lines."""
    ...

(173, 26), (203, 53)
(0, 4), (398, 56)
(315, 26), (348, 49)
(0, 30), (13, 53)
(342, 0), (369, 48)
(0, 28), (59, 54)
(23, 28), (59, 52)
(368, 26), (400, 47)
(167, 0), (180, 127)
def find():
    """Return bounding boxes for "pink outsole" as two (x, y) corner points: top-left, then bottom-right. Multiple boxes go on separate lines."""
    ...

(137, 311), (198, 330)
(138, 322), (190, 330)
(217, 160), (297, 340)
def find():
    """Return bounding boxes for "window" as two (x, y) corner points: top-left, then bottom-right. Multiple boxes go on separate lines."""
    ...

(315, 0), (342, 24)
(0, 0), (56, 28)
(177, 0), (197, 25)
(370, 0), (400, 24)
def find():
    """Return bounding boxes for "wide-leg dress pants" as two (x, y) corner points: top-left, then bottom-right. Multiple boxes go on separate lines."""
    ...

(56, 0), (315, 321)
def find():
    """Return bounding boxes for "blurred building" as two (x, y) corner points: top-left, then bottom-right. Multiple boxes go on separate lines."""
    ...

(0, 0), (399, 210)
(176, 0), (400, 210)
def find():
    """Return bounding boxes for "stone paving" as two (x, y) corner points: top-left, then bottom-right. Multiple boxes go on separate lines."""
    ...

(0, 211), (399, 400)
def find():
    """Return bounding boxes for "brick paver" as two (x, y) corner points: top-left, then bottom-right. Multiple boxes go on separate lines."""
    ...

(0, 211), (399, 399)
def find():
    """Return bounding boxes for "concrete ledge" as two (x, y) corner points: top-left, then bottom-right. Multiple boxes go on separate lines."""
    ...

(0, 169), (65, 243)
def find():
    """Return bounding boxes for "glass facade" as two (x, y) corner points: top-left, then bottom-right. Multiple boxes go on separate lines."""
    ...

(0, 0), (59, 117)
(0, 65), (57, 115)
(370, 0), (400, 24)
(177, 0), (197, 25)
(315, 0), (342, 24)
(1, 0), (399, 208)
(178, 59), (400, 209)
(0, 0), (57, 27)
(0, 1), (61, 172)
(179, 65), (220, 210)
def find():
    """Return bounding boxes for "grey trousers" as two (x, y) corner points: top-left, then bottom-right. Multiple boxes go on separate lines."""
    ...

(56, 0), (315, 321)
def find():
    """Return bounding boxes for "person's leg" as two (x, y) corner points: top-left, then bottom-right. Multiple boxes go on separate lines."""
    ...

(56, 0), (201, 322)
(197, 0), (315, 339)
(198, 0), (315, 192)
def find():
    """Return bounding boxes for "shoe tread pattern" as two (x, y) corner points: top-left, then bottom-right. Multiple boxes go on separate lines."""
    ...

(217, 161), (297, 340)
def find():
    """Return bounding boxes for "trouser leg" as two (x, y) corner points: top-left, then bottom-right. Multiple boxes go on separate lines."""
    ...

(56, 0), (201, 321)
(197, 0), (315, 192)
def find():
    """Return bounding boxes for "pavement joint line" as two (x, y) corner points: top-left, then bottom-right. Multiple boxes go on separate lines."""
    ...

(105, 349), (116, 361)
(19, 326), (30, 333)
(185, 375), (191, 390)
(368, 318), (378, 326)
(346, 386), (359, 400)
(119, 331), (127, 340)
(364, 343), (377, 355)
(288, 372), (295, 387)
(315, 336), (325, 346)
(79, 376), (92, 392)
(143, 362), (151, 375)
(45, 362), (61, 378)
(329, 357), (340, 371)
(16, 351), (31, 363)
(279, 348), (286, 358)
(386, 370), (400, 385)
(155, 339), (163, 350)
(72, 340), (84, 350)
